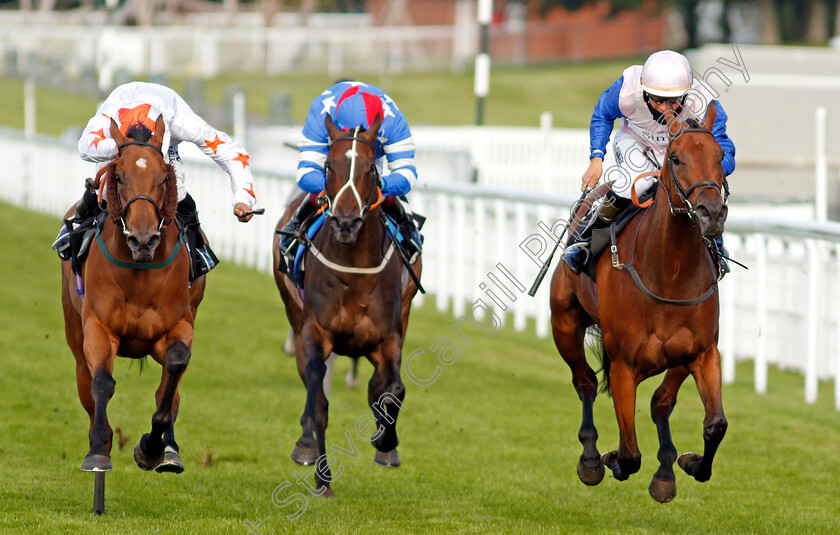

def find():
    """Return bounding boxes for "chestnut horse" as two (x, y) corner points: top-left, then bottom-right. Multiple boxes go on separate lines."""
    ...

(60, 116), (204, 475)
(272, 114), (421, 497)
(549, 105), (728, 503)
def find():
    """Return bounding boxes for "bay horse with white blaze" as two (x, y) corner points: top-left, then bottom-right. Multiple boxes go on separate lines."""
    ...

(60, 116), (204, 478)
(273, 113), (421, 497)
(549, 105), (728, 502)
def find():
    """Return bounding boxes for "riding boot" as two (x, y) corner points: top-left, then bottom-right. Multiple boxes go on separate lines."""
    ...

(52, 182), (100, 261)
(278, 195), (318, 273)
(715, 235), (730, 280)
(383, 198), (423, 264)
(561, 202), (600, 275)
(597, 189), (631, 223)
(177, 193), (219, 280)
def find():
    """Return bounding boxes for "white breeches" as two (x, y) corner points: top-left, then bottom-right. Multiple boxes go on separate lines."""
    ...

(606, 130), (663, 201)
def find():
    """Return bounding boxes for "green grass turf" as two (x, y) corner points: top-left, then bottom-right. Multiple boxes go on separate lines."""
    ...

(2, 200), (840, 534)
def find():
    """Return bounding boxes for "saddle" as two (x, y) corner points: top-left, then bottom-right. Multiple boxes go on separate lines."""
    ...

(65, 211), (107, 277)
(571, 187), (725, 281)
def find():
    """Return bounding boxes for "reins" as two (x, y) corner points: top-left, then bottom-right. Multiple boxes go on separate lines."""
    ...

(611, 127), (722, 306)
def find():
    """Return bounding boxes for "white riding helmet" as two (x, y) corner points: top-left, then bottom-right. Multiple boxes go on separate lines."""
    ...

(640, 50), (693, 98)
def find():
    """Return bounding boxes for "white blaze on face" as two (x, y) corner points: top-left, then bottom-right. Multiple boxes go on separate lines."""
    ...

(333, 127), (365, 212)
(135, 158), (147, 169)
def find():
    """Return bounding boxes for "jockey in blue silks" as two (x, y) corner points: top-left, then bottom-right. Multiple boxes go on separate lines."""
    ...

(278, 80), (422, 268)
(562, 50), (736, 278)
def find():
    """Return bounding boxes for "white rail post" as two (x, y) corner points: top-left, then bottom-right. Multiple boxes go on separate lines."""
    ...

(722, 256), (736, 384)
(755, 234), (767, 394)
(233, 91), (246, 143)
(24, 78), (35, 139)
(806, 239), (819, 403)
(816, 106), (827, 222)
(836, 243), (840, 410)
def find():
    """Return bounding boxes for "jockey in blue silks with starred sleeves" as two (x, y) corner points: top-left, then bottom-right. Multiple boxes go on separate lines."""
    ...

(561, 50), (736, 278)
(278, 80), (422, 267)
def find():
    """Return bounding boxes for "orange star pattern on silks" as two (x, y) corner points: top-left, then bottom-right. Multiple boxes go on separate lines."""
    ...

(117, 103), (155, 136)
(89, 128), (106, 148)
(243, 185), (256, 199)
(203, 135), (225, 154)
(233, 153), (250, 169)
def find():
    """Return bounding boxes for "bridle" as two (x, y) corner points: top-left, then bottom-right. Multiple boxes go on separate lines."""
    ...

(324, 127), (383, 221)
(661, 128), (727, 218)
(113, 141), (168, 237)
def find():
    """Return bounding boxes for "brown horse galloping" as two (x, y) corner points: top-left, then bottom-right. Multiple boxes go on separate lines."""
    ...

(273, 114), (421, 497)
(60, 116), (204, 475)
(549, 105), (728, 503)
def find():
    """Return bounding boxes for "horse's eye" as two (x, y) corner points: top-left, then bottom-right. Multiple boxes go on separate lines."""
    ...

(669, 154), (680, 165)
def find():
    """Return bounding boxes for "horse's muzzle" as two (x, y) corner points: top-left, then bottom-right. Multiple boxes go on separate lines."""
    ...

(695, 203), (728, 239)
(330, 215), (364, 245)
(126, 231), (162, 262)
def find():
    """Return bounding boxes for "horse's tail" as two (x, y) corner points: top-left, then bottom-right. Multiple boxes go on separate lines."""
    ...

(585, 325), (611, 396)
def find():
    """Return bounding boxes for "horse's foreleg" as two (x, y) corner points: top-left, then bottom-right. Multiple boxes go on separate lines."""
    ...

(293, 329), (333, 496)
(679, 345), (727, 483)
(80, 324), (116, 472)
(152, 367), (184, 473)
(368, 336), (405, 468)
(134, 340), (190, 472)
(648, 366), (690, 503)
(603, 361), (642, 481)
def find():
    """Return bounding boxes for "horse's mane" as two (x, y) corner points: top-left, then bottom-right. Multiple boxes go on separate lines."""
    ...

(104, 126), (178, 226)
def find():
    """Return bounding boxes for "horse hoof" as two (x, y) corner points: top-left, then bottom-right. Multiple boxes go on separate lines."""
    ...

(291, 443), (319, 466)
(648, 476), (677, 503)
(677, 452), (702, 475)
(133, 442), (164, 471)
(154, 447), (185, 474)
(576, 460), (605, 486)
(81, 454), (112, 472)
(315, 486), (335, 498)
(373, 449), (400, 467)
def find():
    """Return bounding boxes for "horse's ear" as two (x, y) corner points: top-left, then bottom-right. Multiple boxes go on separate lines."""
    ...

(362, 113), (382, 144)
(325, 114), (341, 141)
(703, 101), (717, 130)
(110, 118), (125, 146)
(149, 115), (166, 149)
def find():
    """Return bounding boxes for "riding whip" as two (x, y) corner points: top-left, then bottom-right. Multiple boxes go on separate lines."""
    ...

(527, 189), (589, 297)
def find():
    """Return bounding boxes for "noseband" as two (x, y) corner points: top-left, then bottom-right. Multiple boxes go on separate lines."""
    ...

(325, 128), (382, 220)
(663, 128), (726, 218)
(114, 141), (167, 236)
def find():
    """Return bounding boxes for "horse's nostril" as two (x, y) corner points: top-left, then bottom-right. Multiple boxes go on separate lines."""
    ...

(147, 234), (161, 250)
(126, 235), (141, 251)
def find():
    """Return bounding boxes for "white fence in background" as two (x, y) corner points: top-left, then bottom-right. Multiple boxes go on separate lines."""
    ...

(3, 128), (840, 410)
(246, 123), (617, 194)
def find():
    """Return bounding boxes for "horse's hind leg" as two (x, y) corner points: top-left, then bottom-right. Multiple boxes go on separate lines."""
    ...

(550, 301), (603, 485)
(678, 345), (728, 483)
(368, 336), (405, 468)
(648, 366), (690, 503)
(134, 341), (190, 472)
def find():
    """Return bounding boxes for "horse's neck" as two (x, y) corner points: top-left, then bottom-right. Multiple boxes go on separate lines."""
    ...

(640, 193), (710, 277)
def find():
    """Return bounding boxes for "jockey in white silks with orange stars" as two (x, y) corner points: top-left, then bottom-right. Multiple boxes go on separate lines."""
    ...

(278, 80), (422, 271)
(562, 50), (736, 277)
(53, 81), (258, 279)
